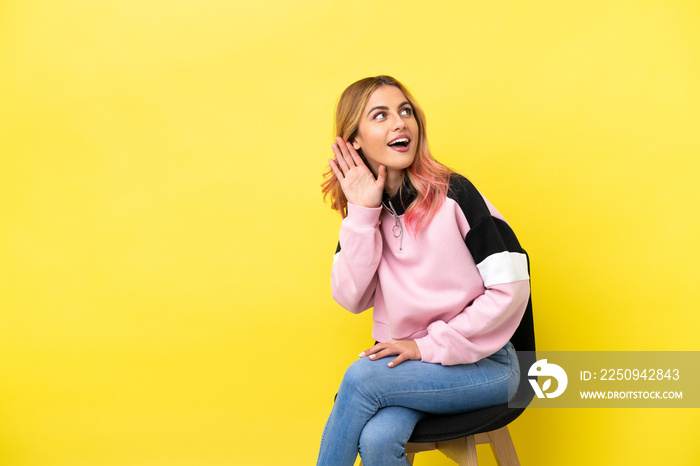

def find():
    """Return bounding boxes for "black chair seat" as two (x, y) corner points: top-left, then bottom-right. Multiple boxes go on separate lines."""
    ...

(409, 404), (524, 443)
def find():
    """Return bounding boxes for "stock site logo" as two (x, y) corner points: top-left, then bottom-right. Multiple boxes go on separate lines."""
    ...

(528, 359), (568, 398)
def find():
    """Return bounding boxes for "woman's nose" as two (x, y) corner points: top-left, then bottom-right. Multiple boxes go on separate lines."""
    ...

(391, 113), (406, 130)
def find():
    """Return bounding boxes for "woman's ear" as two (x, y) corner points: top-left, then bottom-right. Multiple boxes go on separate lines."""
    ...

(351, 139), (361, 150)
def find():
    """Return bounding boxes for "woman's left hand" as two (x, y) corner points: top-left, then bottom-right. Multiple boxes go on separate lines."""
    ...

(360, 340), (422, 368)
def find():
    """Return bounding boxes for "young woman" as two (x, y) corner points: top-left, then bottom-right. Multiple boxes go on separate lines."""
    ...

(317, 76), (531, 466)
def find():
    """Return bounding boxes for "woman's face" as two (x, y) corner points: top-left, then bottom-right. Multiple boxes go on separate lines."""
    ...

(352, 85), (419, 176)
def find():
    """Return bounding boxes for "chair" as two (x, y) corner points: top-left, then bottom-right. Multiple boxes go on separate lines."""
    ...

(401, 295), (536, 465)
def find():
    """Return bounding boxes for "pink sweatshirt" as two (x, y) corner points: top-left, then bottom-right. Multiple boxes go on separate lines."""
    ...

(331, 174), (531, 365)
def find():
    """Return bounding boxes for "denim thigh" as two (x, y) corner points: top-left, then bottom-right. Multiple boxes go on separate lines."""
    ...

(341, 341), (520, 415)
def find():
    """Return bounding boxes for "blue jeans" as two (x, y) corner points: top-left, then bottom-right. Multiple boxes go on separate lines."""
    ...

(317, 341), (519, 466)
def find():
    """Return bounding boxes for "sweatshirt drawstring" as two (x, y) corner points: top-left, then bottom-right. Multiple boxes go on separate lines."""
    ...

(384, 200), (404, 251)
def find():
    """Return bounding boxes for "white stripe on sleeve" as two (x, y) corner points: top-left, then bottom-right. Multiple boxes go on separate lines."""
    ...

(476, 251), (529, 287)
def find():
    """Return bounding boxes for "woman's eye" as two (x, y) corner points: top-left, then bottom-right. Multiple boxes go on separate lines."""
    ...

(373, 112), (387, 120)
(401, 108), (413, 116)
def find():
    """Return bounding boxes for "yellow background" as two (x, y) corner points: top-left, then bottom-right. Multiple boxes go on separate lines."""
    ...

(1, 0), (698, 464)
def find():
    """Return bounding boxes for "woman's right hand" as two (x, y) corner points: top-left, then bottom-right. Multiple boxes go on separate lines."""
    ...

(329, 137), (386, 208)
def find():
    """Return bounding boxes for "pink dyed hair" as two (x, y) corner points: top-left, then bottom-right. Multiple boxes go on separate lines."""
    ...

(321, 75), (453, 234)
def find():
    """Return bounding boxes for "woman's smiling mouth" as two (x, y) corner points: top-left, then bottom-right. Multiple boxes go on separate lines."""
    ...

(388, 135), (411, 152)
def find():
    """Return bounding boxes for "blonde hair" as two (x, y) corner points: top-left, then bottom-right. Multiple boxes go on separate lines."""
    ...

(321, 75), (452, 234)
